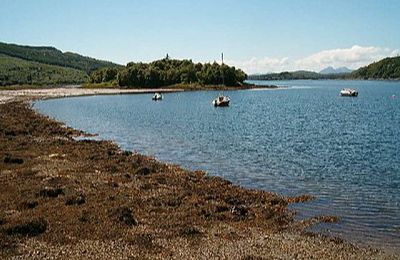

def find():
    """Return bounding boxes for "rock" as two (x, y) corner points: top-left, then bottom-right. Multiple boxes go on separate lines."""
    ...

(110, 206), (138, 226)
(65, 194), (86, 206)
(135, 167), (151, 176)
(4, 130), (16, 136)
(287, 194), (315, 203)
(231, 205), (249, 219)
(3, 155), (24, 164)
(122, 150), (132, 156)
(6, 218), (47, 237)
(180, 226), (202, 236)
(39, 187), (64, 198)
(21, 200), (39, 209)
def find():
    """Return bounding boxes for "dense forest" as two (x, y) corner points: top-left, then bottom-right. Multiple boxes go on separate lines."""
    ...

(90, 58), (247, 87)
(350, 56), (400, 79)
(0, 42), (120, 73)
(248, 70), (349, 80)
(0, 54), (88, 86)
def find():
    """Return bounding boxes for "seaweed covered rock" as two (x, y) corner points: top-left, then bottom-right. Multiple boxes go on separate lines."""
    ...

(6, 218), (47, 237)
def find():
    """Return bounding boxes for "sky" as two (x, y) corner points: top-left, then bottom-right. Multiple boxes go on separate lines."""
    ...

(0, 0), (399, 73)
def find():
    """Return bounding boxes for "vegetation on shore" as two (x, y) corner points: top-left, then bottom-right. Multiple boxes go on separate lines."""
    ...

(350, 56), (400, 80)
(90, 57), (247, 88)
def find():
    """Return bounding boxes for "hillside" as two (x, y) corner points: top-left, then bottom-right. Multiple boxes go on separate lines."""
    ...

(248, 70), (348, 80)
(0, 42), (120, 73)
(0, 54), (88, 86)
(351, 56), (400, 79)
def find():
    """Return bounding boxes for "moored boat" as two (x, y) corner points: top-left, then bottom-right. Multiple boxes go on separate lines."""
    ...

(152, 92), (163, 100)
(212, 95), (230, 106)
(340, 88), (358, 97)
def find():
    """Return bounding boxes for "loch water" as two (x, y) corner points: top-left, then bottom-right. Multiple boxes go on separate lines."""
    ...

(35, 80), (400, 251)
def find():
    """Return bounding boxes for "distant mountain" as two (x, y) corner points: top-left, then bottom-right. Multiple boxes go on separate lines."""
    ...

(350, 56), (400, 80)
(319, 66), (352, 74)
(0, 42), (121, 73)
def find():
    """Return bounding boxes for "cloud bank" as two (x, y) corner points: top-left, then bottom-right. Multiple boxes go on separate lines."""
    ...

(227, 45), (399, 74)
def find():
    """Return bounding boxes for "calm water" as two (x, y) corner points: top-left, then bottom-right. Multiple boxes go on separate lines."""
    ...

(35, 80), (400, 251)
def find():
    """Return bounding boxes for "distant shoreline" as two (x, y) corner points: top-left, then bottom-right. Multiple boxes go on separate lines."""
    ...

(0, 84), (282, 104)
(0, 87), (183, 104)
(247, 78), (400, 82)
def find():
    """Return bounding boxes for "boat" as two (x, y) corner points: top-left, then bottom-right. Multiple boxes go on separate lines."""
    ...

(340, 88), (358, 97)
(152, 92), (163, 100)
(212, 95), (230, 106)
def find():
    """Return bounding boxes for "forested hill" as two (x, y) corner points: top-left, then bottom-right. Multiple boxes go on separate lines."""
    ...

(0, 53), (89, 86)
(0, 42), (120, 73)
(248, 70), (348, 80)
(350, 56), (400, 80)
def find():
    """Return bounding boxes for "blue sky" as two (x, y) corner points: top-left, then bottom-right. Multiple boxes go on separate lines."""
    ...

(0, 0), (399, 73)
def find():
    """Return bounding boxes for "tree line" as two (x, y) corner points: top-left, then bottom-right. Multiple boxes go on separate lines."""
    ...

(90, 58), (247, 87)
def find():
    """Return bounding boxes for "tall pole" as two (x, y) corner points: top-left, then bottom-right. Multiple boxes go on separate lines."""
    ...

(221, 52), (225, 85)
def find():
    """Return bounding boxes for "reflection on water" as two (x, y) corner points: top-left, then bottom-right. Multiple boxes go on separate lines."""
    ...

(35, 80), (400, 252)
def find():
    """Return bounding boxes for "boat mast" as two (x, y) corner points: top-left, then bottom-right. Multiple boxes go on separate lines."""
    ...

(221, 52), (225, 86)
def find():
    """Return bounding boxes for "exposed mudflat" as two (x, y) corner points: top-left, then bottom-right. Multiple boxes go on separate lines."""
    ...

(0, 100), (396, 259)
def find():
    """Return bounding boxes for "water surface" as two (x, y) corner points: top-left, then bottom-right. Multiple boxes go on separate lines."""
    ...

(35, 80), (400, 251)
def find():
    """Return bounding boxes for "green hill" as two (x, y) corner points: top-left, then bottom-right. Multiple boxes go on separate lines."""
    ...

(249, 70), (348, 80)
(0, 53), (89, 86)
(0, 42), (120, 73)
(350, 56), (400, 80)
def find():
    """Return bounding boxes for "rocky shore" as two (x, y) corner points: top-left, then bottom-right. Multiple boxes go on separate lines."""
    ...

(0, 90), (396, 259)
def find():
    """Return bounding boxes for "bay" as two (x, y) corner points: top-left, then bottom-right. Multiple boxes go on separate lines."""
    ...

(35, 80), (400, 251)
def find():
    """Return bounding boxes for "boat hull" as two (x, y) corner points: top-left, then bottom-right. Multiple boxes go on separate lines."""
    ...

(214, 100), (230, 106)
(340, 92), (358, 97)
(340, 89), (358, 97)
(152, 93), (163, 100)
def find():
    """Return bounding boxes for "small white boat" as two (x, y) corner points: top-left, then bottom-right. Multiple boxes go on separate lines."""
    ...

(152, 92), (163, 101)
(212, 95), (230, 106)
(340, 88), (358, 97)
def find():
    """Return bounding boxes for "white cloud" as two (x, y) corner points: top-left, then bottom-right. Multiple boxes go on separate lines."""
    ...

(227, 45), (399, 74)
(295, 45), (399, 71)
(226, 57), (292, 74)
